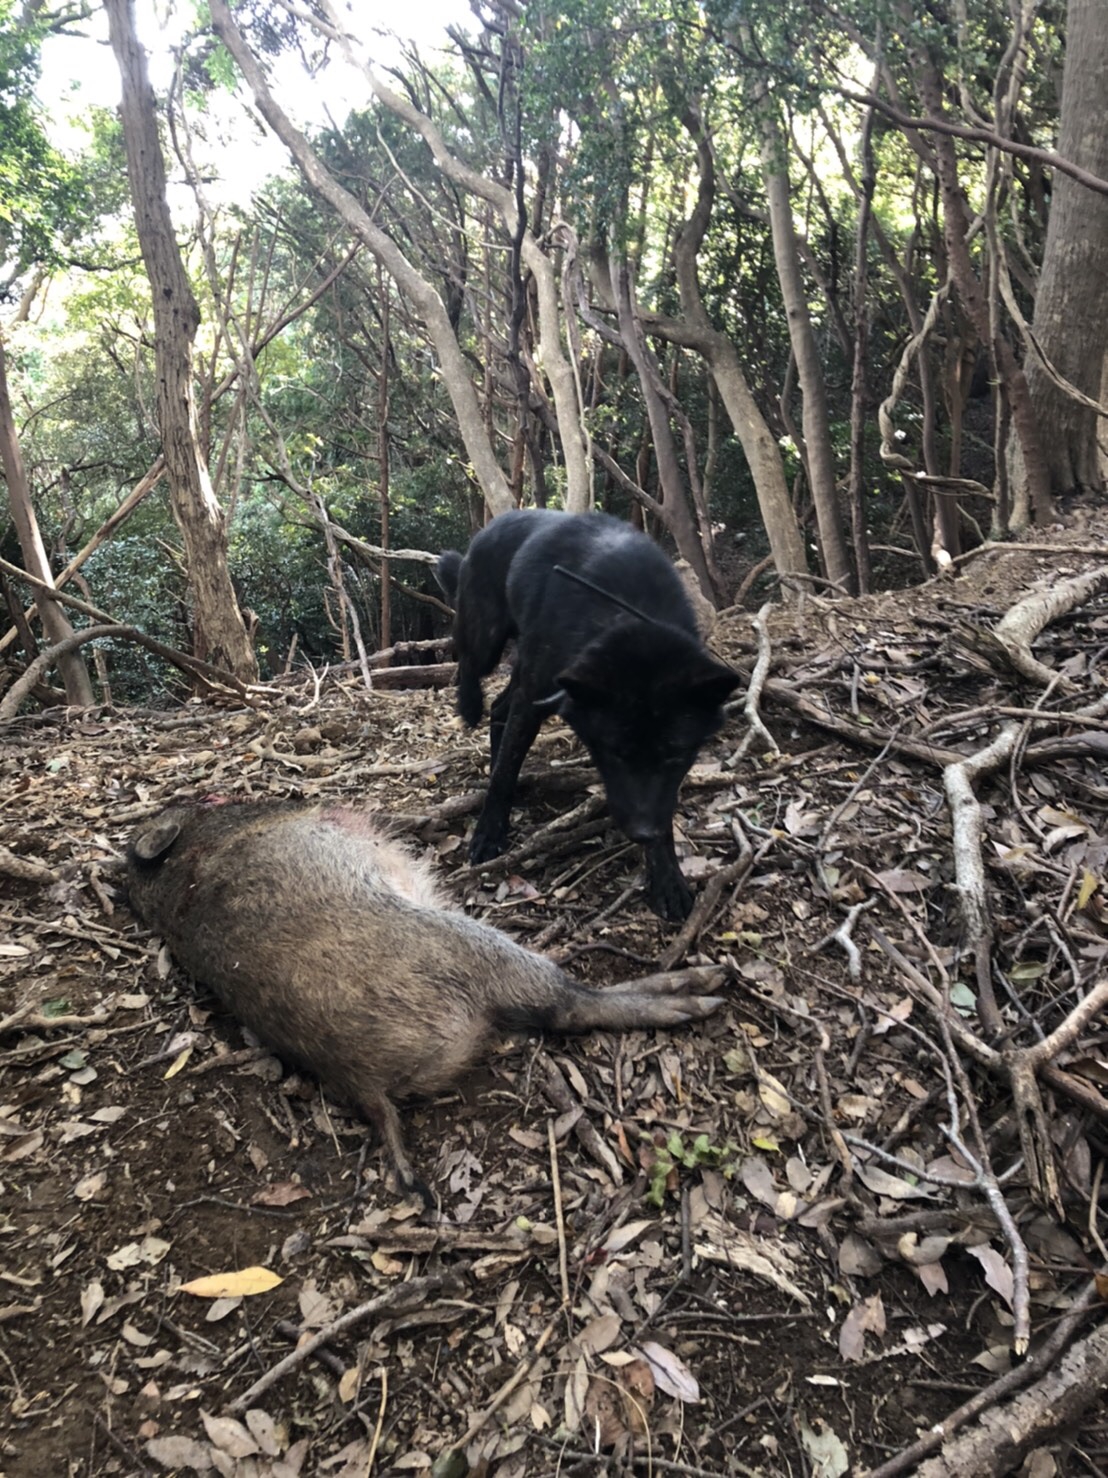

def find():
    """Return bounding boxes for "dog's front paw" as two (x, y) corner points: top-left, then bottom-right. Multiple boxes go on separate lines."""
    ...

(647, 871), (694, 922)
(468, 822), (508, 864)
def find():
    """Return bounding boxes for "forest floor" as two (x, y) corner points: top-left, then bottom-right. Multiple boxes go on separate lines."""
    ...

(3, 510), (1108, 1478)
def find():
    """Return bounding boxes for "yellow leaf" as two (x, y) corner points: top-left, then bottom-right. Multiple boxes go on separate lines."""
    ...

(752, 1136), (780, 1153)
(1077, 870), (1099, 910)
(164, 1047), (193, 1080)
(179, 1267), (283, 1298)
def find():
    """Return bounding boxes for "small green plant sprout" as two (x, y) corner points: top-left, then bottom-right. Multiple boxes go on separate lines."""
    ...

(642, 1129), (737, 1208)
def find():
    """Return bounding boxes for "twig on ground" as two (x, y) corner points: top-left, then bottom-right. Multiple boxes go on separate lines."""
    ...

(536, 1055), (623, 1183)
(443, 1301), (567, 1458)
(548, 1117), (570, 1305)
(809, 898), (876, 982)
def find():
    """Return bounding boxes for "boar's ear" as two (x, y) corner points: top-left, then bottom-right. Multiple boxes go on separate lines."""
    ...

(132, 818), (183, 863)
(686, 654), (742, 706)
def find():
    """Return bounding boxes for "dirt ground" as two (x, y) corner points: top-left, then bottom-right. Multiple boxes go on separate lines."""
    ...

(3, 516), (1108, 1477)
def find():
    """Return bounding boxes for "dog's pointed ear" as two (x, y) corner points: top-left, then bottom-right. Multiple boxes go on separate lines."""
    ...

(554, 660), (607, 708)
(131, 817), (182, 863)
(686, 654), (742, 706)
(552, 650), (611, 706)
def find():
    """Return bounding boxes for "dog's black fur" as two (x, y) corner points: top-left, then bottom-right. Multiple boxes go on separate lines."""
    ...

(436, 510), (740, 920)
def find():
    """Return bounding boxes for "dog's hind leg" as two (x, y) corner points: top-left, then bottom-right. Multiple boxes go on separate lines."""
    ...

(469, 691), (542, 863)
(642, 834), (694, 922)
(488, 675), (515, 767)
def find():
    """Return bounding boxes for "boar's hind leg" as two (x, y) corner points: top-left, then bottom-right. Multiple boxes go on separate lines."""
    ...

(359, 1088), (432, 1206)
(612, 965), (726, 999)
(547, 967), (726, 1032)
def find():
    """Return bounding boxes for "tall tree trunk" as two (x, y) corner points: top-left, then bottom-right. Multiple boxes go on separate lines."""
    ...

(0, 337), (95, 706)
(739, 22), (852, 593)
(316, 4), (592, 513)
(105, 0), (257, 683)
(847, 96), (877, 595)
(1024, 0), (1108, 496)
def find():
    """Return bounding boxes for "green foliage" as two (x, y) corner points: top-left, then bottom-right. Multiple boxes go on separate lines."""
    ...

(0, 2), (123, 275)
(643, 1129), (736, 1207)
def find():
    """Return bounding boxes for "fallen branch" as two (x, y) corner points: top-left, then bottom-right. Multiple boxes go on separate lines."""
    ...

(864, 1279), (1105, 1478)
(0, 1001), (115, 1035)
(955, 566), (1108, 693)
(942, 722), (1019, 1039)
(915, 1308), (1108, 1476)
(729, 601), (778, 761)
(0, 845), (56, 885)
(0, 560), (260, 711)
(227, 1270), (466, 1412)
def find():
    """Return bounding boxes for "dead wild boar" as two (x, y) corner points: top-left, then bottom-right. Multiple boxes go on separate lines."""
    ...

(126, 800), (725, 1197)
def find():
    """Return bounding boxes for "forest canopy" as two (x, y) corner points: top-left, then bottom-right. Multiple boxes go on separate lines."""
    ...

(1, 0), (1106, 706)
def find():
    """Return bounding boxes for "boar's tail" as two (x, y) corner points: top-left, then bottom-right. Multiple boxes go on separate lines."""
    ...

(497, 965), (725, 1035)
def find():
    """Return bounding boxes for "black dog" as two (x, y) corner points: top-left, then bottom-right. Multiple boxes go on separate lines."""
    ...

(437, 510), (740, 920)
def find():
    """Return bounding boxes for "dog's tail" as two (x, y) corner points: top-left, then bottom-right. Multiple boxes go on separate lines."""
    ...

(435, 550), (463, 602)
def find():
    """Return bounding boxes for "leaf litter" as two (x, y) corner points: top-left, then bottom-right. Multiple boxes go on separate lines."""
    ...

(3, 519), (1108, 1473)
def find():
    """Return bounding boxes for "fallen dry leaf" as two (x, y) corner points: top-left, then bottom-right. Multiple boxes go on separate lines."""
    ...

(179, 1266), (283, 1298)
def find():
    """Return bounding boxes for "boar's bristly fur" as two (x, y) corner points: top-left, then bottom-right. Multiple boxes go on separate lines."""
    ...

(126, 800), (725, 1198)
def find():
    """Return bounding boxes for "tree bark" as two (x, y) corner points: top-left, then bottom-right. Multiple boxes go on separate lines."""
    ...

(609, 252), (719, 599)
(1024, 0), (1108, 497)
(209, 0), (514, 520)
(893, 5), (1053, 527)
(652, 109), (808, 595)
(739, 21), (853, 593)
(847, 93), (876, 594)
(378, 262), (391, 651)
(0, 337), (94, 707)
(105, 0), (257, 684)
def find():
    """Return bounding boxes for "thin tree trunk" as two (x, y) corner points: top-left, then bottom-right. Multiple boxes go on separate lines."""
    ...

(848, 92), (877, 595)
(0, 338), (94, 706)
(106, 0), (257, 684)
(896, 9), (1052, 526)
(209, 0), (514, 519)
(378, 263), (391, 651)
(648, 110), (808, 594)
(739, 20), (852, 593)
(609, 252), (718, 600)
